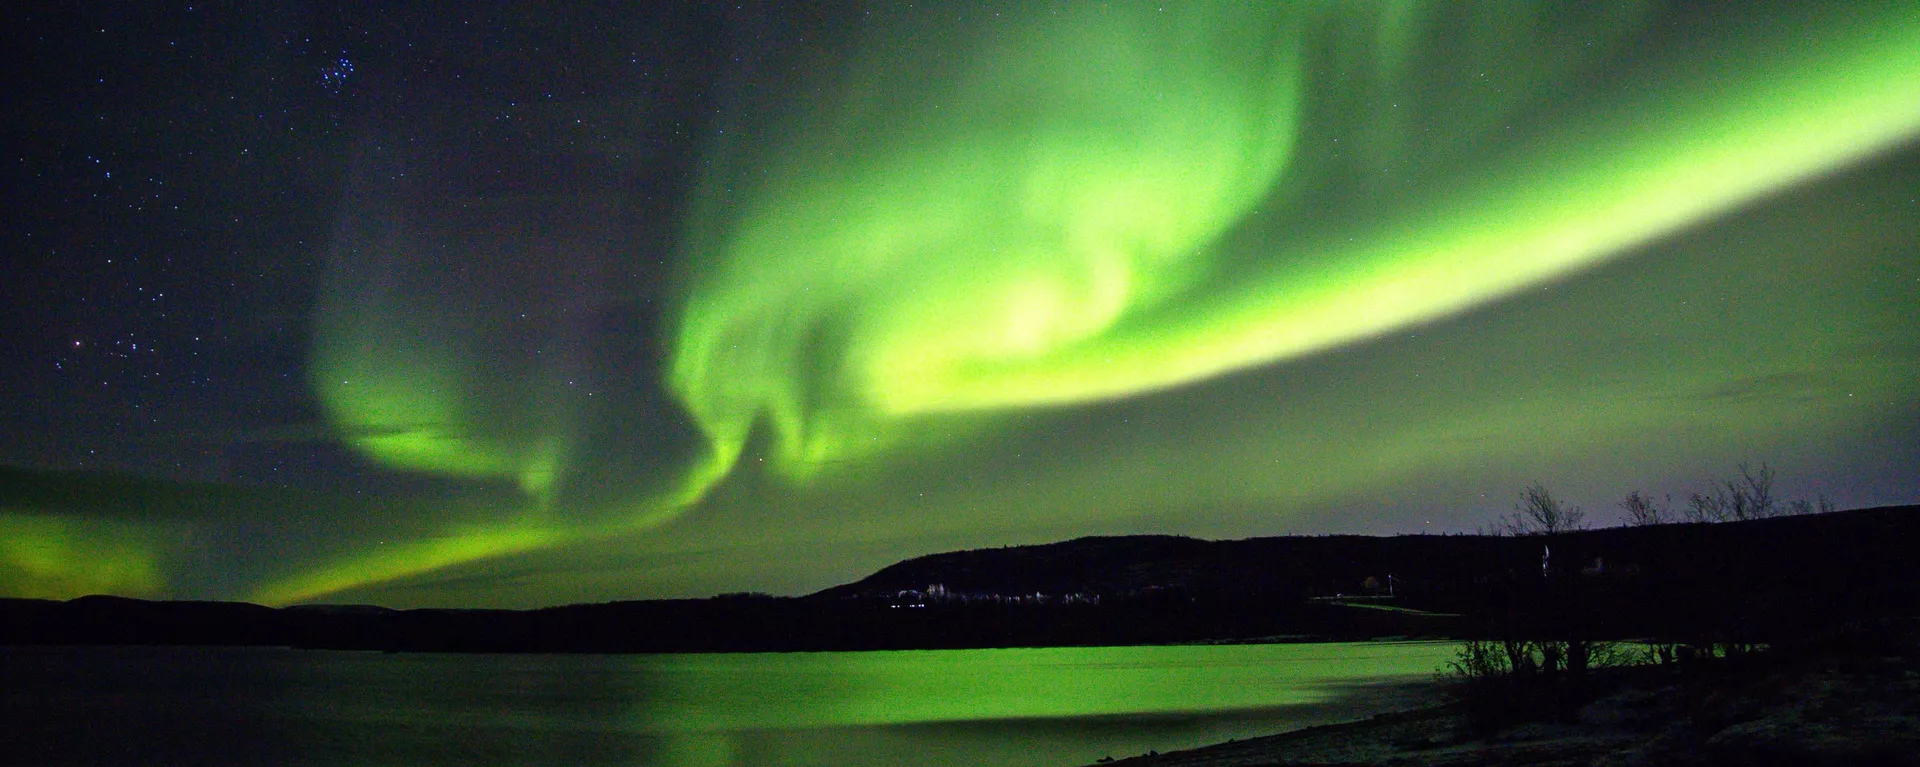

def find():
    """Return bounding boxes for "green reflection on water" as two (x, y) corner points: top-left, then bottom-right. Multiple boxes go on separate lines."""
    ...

(4, 642), (1459, 767)
(630, 642), (1458, 733)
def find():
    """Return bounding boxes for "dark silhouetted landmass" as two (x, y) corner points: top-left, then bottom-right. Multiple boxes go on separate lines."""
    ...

(1088, 620), (1920, 766)
(2, 505), (1915, 653)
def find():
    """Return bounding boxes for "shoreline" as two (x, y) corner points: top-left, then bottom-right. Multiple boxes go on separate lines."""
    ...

(1087, 627), (1920, 767)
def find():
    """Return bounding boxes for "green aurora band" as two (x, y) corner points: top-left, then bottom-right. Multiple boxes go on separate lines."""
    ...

(673, 1), (1920, 474)
(0, 513), (162, 600)
(245, 1), (1920, 604)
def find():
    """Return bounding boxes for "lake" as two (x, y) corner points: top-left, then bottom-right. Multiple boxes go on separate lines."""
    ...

(1, 641), (1459, 766)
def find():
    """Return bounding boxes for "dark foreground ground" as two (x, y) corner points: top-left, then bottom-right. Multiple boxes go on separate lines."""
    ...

(1093, 622), (1920, 767)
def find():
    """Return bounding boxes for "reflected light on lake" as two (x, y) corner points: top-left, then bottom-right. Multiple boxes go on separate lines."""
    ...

(3, 642), (1458, 766)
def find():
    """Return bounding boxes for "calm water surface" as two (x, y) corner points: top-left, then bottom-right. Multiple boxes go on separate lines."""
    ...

(2, 642), (1458, 766)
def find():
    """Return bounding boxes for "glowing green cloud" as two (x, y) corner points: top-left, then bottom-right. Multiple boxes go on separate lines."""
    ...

(670, 3), (1920, 482)
(994, 6), (1920, 413)
(672, 4), (1310, 479)
(286, 2), (1920, 604)
(310, 146), (601, 505)
(0, 513), (162, 599)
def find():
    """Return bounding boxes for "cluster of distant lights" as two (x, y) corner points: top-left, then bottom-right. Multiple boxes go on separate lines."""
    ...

(320, 57), (354, 93)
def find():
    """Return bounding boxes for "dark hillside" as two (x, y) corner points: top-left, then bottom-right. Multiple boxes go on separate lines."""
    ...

(3, 506), (1915, 653)
(822, 506), (1918, 623)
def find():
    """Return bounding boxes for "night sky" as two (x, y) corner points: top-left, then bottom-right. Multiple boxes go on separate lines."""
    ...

(3, 2), (1917, 607)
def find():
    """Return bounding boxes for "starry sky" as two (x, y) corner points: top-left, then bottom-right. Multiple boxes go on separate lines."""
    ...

(3, 1), (1917, 607)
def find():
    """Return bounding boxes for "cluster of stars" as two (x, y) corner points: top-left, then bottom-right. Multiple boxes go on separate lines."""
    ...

(320, 56), (355, 93)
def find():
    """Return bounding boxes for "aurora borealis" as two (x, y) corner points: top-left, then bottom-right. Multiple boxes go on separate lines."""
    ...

(3, 2), (1917, 606)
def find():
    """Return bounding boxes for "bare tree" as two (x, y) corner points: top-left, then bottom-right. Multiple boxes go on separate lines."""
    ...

(1619, 490), (1671, 526)
(1686, 463), (1779, 522)
(1732, 462), (1776, 518)
(1683, 490), (1723, 523)
(1495, 483), (1586, 536)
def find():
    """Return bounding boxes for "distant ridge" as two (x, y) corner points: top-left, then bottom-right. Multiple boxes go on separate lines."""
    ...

(3, 505), (1916, 653)
(822, 504), (1919, 604)
(813, 534), (1216, 599)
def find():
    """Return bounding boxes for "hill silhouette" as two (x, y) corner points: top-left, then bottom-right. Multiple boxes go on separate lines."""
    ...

(3, 505), (1915, 653)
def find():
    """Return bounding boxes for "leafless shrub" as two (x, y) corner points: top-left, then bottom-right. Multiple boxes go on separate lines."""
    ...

(1493, 483), (1586, 536)
(1442, 635), (1633, 731)
(1685, 462), (1778, 522)
(1619, 490), (1671, 526)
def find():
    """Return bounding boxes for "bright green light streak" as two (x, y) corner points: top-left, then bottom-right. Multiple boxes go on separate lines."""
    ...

(671, 3), (1920, 482)
(246, 456), (730, 605)
(250, 523), (563, 606)
(298, 283), (590, 600)
(673, 4), (1307, 479)
(868, 7), (1920, 413)
(286, 4), (1920, 603)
